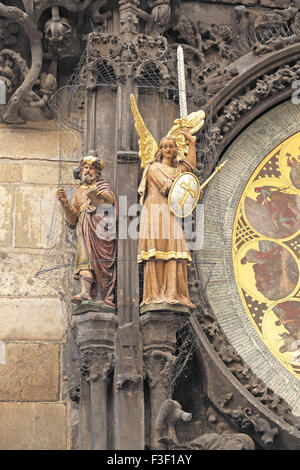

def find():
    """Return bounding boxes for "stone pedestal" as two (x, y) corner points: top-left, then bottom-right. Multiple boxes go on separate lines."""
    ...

(140, 311), (188, 449)
(72, 311), (118, 450)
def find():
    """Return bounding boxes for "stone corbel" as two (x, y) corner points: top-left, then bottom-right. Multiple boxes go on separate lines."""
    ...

(79, 346), (114, 383)
(144, 349), (176, 394)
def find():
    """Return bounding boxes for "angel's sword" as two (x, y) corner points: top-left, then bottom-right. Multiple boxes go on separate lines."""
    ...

(177, 45), (188, 118)
(177, 45), (227, 194)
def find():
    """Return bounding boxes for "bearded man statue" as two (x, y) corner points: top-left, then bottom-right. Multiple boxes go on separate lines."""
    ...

(56, 150), (117, 309)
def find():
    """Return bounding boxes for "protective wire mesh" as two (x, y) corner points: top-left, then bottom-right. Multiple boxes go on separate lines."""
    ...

(34, 6), (294, 390)
(34, 30), (228, 397)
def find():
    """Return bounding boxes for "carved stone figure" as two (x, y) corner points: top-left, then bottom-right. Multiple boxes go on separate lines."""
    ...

(155, 399), (192, 444)
(0, 48), (56, 121)
(134, 0), (171, 37)
(155, 398), (255, 450)
(138, 133), (196, 310)
(130, 94), (205, 312)
(56, 151), (117, 309)
(0, 18), (19, 49)
(44, 6), (72, 51)
(189, 432), (255, 450)
(232, 5), (256, 52)
(89, 0), (112, 26)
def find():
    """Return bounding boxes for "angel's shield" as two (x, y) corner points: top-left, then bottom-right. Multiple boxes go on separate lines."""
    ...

(168, 172), (201, 218)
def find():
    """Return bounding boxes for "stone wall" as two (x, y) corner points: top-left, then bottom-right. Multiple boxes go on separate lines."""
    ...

(0, 121), (75, 449)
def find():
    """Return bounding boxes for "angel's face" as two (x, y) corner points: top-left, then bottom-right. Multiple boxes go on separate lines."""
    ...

(161, 138), (176, 162)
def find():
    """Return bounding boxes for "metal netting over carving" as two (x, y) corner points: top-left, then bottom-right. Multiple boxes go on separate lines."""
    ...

(34, 52), (208, 346)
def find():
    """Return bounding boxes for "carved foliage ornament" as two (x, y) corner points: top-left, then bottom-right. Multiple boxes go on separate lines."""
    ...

(86, 32), (173, 84)
(0, 0), (94, 122)
(198, 60), (300, 181)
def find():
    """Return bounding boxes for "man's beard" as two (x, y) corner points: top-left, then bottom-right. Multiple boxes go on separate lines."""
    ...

(81, 173), (97, 185)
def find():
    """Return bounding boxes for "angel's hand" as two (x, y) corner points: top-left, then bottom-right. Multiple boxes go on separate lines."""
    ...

(180, 128), (196, 143)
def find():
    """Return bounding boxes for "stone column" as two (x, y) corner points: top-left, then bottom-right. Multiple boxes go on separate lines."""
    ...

(114, 322), (144, 449)
(72, 311), (118, 450)
(119, 0), (140, 40)
(113, 80), (144, 450)
(79, 347), (114, 450)
(140, 311), (188, 449)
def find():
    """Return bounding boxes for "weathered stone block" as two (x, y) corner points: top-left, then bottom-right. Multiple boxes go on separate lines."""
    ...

(0, 185), (13, 247)
(0, 125), (60, 160)
(0, 403), (67, 449)
(0, 343), (59, 401)
(60, 162), (78, 185)
(0, 298), (65, 341)
(0, 163), (21, 183)
(23, 163), (59, 185)
(259, 0), (289, 6)
(15, 186), (61, 248)
(0, 251), (65, 297)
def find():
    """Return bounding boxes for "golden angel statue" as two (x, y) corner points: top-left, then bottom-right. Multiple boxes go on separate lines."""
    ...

(130, 94), (205, 313)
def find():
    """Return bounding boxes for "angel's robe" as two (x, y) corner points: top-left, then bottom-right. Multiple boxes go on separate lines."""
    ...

(63, 180), (117, 306)
(138, 159), (195, 308)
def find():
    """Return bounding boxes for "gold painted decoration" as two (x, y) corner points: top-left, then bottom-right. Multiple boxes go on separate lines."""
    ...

(80, 155), (105, 169)
(130, 93), (205, 167)
(130, 94), (158, 168)
(167, 111), (205, 161)
(232, 131), (300, 379)
(83, 155), (97, 165)
(168, 172), (200, 218)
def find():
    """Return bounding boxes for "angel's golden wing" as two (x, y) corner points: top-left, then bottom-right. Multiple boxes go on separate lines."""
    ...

(130, 94), (158, 168)
(168, 110), (206, 161)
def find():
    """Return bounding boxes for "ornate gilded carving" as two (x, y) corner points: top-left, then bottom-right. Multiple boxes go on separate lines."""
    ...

(231, 132), (300, 380)
(130, 92), (205, 167)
